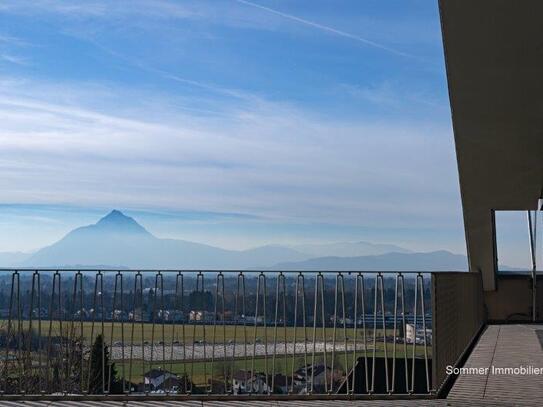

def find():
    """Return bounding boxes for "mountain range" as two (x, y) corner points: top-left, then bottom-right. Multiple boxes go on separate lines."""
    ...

(0, 210), (469, 271)
(270, 250), (468, 271)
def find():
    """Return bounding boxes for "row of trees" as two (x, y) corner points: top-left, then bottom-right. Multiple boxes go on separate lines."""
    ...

(0, 274), (431, 326)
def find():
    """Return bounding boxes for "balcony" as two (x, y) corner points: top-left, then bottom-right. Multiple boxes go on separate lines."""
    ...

(0, 269), (486, 403)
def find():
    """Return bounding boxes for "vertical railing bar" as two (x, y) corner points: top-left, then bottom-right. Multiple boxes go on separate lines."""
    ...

(180, 273), (187, 394)
(220, 272), (227, 394)
(128, 272), (139, 393)
(291, 273), (308, 395)
(528, 210), (538, 322)
(149, 272), (158, 384)
(320, 273), (328, 394)
(3, 271), (16, 394)
(230, 273), (240, 394)
(160, 272), (166, 394)
(411, 271), (418, 394)
(15, 271), (22, 394)
(107, 272), (120, 394)
(379, 273), (389, 394)
(291, 274), (299, 394)
(281, 272), (287, 396)
(25, 271), (36, 394)
(262, 273), (269, 395)
(58, 272), (66, 394)
(361, 275), (368, 394)
(169, 273), (177, 387)
(130, 272), (144, 393)
(310, 273), (318, 394)
(330, 273), (339, 394)
(49, 271), (62, 394)
(419, 274), (430, 393)
(46, 272), (57, 394)
(271, 272), (282, 392)
(300, 274), (308, 395)
(210, 272), (219, 394)
(340, 273), (348, 395)
(391, 274), (399, 394)
(139, 273), (145, 394)
(190, 272), (205, 394)
(169, 273), (179, 392)
(36, 272), (44, 394)
(400, 273), (409, 394)
(251, 274), (260, 395)
(97, 272), (105, 394)
(22, 271), (30, 394)
(351, 274), (359, 394)
(177, 273), (187, 394)
(86, 272), (98, 393)
(99, 272), (105, 394)
(370, 274), (377, 394)
(78, 272), (84, 395)
(241, 273), (247, 394)
(119, 272), (125, 394)
(106, 273), (117, 394)
(189, 273), (198, 394)
(67, 272), (78, 393)
(201, 272), (208, 394)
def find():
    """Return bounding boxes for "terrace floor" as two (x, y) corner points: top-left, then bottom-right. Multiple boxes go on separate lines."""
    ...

(447, 323), (543, 404)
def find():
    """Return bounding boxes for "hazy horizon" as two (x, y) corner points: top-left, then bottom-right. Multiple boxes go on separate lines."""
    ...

(0, 207), (428, 254)
(0, 209), (472, 271)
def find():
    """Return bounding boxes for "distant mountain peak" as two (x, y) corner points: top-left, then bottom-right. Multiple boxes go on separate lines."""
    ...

(99, 209), (129, 222)
(94, 210), (150, 235)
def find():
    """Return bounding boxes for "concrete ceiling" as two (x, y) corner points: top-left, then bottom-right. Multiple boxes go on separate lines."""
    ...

(439, 0), (543, 290)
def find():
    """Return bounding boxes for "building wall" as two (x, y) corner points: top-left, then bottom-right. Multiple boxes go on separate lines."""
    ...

(485, 275), (543, 321)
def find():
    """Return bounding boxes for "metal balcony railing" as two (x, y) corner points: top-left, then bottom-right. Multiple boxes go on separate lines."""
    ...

(0, 269), (482, 401)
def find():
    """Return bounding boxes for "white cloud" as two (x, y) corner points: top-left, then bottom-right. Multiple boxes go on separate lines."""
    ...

(0, 0), (192, 19)
(0, 0), (431, 56)
(0, 78), (461, 232)
(0, 53), (27, 65)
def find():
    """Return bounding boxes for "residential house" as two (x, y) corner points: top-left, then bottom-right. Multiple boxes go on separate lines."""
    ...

(294, 364), (343, 392)
(144, 369), (177, 391)
(232, 370), (270, 394)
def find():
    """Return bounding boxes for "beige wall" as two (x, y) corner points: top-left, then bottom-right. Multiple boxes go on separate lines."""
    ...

(484, 276), (543, 321)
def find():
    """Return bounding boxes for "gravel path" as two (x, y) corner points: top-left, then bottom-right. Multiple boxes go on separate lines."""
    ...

(108, 341), (375, 361)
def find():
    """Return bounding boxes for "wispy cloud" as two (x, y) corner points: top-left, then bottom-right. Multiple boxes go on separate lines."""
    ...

(0, 33), (30, 66)
(0, 78), (460, 231)
(0, 53), (27, 65)
(0, 1), (428, 58)
(0, 34), (27, 45)
(339, 81), (447, 110)
(235, 0), (413, 58)
(0, 0), (197, 19)
(87, 39), (257, 103)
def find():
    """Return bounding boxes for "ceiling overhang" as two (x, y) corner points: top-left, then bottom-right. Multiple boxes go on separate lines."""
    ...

(439, 0), (543, 290)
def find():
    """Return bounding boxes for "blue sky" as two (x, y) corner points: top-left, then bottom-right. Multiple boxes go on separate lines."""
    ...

(0, 0), (478, 258)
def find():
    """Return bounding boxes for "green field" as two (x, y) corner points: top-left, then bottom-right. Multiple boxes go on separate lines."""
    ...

(1, 319), (431, 387)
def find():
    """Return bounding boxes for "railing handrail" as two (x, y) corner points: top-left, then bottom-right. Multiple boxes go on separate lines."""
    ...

(0, 268), (462, 274)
